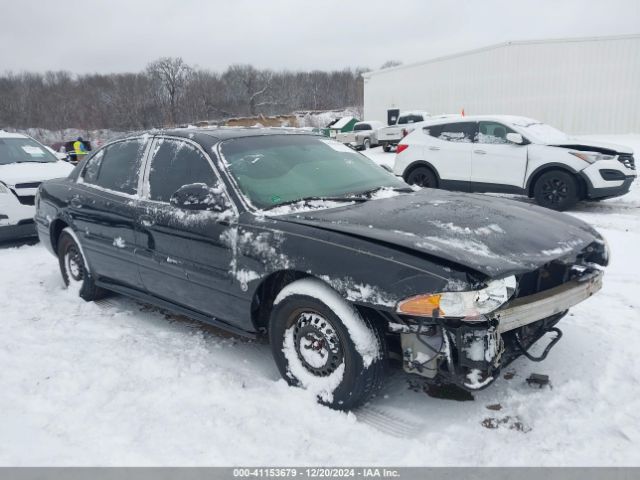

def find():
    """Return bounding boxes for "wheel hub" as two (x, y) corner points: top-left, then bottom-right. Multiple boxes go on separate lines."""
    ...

(65, 247), (84, 282)
(542, 178), (568, 204)
(293, 312), (343, 376)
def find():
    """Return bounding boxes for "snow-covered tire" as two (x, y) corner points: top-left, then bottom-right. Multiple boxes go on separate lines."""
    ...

(269, 278), (385, 410)
(57, 228), (106, 301)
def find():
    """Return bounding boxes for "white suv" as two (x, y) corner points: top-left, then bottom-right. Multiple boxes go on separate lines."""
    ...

(0, 131), (74, 241)
(393, 115), (636, 210)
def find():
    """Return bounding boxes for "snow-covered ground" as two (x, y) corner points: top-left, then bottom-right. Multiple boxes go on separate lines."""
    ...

(1, 136), (639, 466)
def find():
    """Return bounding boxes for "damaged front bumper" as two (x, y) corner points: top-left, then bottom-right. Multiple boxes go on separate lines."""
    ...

(398, 269), (603, 391)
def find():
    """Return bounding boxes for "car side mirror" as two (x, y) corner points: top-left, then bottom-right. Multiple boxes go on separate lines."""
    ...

(169, 183), (230, 212)
(506, 133), (525, 145)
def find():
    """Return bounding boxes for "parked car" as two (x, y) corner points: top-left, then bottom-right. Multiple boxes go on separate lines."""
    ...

(336, 120), (385, 150)
(36, 128), (608, 409)
(394, 115), (637, 210)
(0, 131), (74, 241)
(377, 111), (431, 152)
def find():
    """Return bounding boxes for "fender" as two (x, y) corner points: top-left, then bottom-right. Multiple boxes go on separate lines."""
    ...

(525, 162), (581, 194)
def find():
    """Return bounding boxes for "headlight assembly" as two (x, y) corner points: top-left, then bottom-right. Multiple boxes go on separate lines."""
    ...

(569, 151), (616, 164)
(396, 275), (517, 321)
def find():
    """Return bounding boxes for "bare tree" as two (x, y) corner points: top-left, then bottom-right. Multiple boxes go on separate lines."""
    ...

(0, 62), (366, 131)
(223, 65), (274, 116)
(146, 57), (193, 125)
(380, 60), (402, 69)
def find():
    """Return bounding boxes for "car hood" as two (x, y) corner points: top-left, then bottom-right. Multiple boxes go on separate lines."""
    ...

(0, 161), (74, 186)
(549, 139), (633, 154)
(279, 189), (603, 278)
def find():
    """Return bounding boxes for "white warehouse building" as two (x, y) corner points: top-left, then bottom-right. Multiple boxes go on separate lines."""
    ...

(363, 34), (640, 134)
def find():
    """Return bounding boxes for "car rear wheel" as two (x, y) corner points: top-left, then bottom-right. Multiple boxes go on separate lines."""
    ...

(406, 166), (438, 188)
(57, 229), (106, 301)
(269, 278), (385, 410)
(382, 144), (391, 152)
(533, 170), (579, 211)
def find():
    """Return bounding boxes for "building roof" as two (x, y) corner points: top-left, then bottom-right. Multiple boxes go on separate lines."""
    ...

(363, 33), (640, 79)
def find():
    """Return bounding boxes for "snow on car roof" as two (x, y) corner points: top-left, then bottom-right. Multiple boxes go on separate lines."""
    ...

(0, 130), (28, 139)
(419, 114), (538, 126)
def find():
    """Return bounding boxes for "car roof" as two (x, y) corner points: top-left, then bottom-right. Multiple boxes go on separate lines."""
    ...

(158, 127), (318, 141)
(0, 130), (28, 139)
(420, 114), (538, 126)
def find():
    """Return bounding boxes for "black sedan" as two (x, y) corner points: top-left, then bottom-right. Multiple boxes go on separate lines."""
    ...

(35, 128), (608, 409)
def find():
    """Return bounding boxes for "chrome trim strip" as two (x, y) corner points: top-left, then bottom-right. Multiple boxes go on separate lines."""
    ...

(495, 270), (603, 333)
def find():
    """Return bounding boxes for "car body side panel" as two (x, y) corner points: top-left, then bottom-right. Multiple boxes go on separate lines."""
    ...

(68, 184), (143, 289)
(394, 129), (472, 185)
(233, 214), (467, 315)
(524, 144), (586, 183)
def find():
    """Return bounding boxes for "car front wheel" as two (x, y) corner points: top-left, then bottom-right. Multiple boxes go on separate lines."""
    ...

(533, 170), (579, 211)
(57, 228), (105, 301)
(269, 278), (385, 410)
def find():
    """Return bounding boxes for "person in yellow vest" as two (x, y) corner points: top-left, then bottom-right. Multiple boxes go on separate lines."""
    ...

(73, 137), (88, 164)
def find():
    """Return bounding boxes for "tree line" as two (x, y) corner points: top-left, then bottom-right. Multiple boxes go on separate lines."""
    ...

(0, 57), (369, 131)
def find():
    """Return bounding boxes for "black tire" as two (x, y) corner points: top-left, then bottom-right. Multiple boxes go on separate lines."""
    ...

(269, 280), (385, 410)
(362, 138), (371, 150)
(382, 143), (391, 153)
(406, 166), (438, 188)
(533, 170), (580, 211)
(57, 230), (106, 301)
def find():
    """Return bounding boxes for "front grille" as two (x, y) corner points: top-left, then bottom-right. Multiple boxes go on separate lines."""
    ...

(618, 154), (635, 170)
(14, 182), (41, 189)
(514, 241), (607, 299)
(516, 262), (572, 298)
(16, 195), (35, 206)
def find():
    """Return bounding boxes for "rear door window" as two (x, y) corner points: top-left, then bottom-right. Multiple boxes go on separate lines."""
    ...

(147, 138), (217, 203)
(426, 122), (477, 143)
(398, 114), (424, 124)
(82, 139), (147, 195)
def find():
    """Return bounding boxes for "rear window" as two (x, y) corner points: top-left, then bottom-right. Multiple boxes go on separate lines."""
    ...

(425, 122), (477, 143)
(398, 114), (424, 124)
(0, 137), (58, 165)
(82, 138), (147, 195)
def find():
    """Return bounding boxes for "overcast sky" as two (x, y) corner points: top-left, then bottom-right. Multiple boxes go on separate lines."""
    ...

(1, 0), (638, 74)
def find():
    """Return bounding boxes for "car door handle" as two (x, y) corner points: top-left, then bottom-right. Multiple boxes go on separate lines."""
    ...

(138, 215), (155, 249)
(474, 149), (487, 155)
(139, 215), (155, 228)
(70, 196), (82, 208)
(429, 146), (440, 151)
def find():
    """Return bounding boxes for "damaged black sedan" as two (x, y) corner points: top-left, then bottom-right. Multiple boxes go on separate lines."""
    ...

(35, 129), (608, 409)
